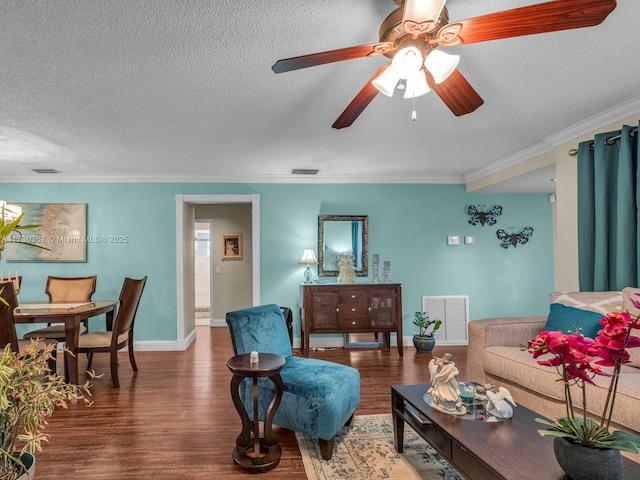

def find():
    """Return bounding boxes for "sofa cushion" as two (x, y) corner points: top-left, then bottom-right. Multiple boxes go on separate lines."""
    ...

(484, 346), (566, 402)
(550, 291), (622, 314)
(542, 303), (604, 338)
(483, 345), (640, 434)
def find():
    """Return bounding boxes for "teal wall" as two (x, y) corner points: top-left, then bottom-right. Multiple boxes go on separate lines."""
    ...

(0, 182), (554, 343)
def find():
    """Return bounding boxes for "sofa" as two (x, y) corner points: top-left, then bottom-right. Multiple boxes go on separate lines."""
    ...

(469, 289), (640, 460)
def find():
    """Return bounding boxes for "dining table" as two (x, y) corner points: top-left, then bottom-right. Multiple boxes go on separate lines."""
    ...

(13, 300), (118, 384)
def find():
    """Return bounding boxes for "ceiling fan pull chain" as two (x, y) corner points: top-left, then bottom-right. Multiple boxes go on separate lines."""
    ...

(411, 96), (417, 121)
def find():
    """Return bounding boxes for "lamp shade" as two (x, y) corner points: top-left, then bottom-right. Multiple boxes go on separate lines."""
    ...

(424, 49), (460, 84)
(299, 249), (318, 265)
(392, 46), (423, 79)
(372, 64), (401, 97)
(403, 70), (431, 99)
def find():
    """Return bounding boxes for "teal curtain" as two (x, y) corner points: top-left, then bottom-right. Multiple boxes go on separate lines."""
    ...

(351, 221), (359, 268)
(577, 122), (639, 290)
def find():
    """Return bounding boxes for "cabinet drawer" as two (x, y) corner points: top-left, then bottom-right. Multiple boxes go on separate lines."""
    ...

(338, 289), (368, 303)
(337, 304), (369, 329)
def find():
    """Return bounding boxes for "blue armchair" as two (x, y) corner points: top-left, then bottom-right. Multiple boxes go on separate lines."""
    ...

(226, 304), (360, 460)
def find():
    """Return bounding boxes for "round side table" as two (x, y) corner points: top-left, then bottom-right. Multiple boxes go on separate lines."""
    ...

(226, 352), (285, 472)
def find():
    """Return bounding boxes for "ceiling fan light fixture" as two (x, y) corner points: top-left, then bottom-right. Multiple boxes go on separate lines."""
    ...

(403, 70), (430, 99)
(424, 49), (459, 84)
(392, 46), (423, 79)
(372, 65), (401, 97)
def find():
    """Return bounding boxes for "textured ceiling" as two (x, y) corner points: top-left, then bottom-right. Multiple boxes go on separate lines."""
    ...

(1, 0), (639, 191)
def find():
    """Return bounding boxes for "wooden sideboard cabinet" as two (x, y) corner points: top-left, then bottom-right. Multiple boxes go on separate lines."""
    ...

(300, 283), (403, 358)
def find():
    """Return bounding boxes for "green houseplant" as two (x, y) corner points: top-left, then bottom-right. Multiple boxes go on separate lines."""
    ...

(0, 341), (93, 480)
(412, 311), (442, 353)
(526, 299), (640, 480)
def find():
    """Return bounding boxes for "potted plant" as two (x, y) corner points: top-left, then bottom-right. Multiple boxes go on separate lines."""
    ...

(0, 341), (93, 480)
(526, 298), (640, 480)
(412, 311), (442, 353)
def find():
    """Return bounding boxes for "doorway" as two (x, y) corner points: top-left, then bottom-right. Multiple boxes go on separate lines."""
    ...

(194, 220), (212, 326)
(175, 194), (260, 349)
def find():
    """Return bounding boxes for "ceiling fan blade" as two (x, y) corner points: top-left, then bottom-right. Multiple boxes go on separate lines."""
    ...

(426, 69), (484, 116)
(272, 42), (393, 74)
(436, 0), (616, 47)
(402, 0), (447, 35)
(332, 64), (389, 129)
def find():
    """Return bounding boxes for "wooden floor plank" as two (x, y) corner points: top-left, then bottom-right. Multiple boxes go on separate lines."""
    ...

(34, 327), (468, 479)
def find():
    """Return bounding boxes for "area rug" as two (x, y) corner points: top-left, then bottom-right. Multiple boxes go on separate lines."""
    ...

(296, 414), (464, 480)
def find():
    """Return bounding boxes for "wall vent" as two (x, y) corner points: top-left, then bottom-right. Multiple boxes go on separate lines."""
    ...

(421, 295), (469, 345)
(291, 169), (319, 175)
(31, 168), (59, 174)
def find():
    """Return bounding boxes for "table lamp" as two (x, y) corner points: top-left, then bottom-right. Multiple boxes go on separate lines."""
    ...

(298, 249), (318, 284)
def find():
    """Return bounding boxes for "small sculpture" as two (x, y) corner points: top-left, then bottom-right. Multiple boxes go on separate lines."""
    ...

(427, 353), (466, 415)
(485, 385), (516, 420)
(337, 254), (356, 284)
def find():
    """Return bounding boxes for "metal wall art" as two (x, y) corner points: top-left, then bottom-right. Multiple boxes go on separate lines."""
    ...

(467, 205), (502, 226)
(496, 227), (534, 249)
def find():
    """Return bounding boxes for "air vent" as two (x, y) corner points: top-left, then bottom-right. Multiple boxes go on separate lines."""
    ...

(291, 169), (319, 175)
(32, 168), (59, 174)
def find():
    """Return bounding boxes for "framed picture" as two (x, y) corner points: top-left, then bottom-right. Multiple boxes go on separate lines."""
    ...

(221, 233), (242, 260)
(5, 203), (87, 262)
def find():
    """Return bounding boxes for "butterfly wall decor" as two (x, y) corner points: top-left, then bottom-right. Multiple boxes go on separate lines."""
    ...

(496, 227), (534, 249)
(467, 205), (502, 227)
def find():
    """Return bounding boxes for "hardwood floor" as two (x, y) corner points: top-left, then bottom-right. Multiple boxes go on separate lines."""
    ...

(35, 327), (468, 479)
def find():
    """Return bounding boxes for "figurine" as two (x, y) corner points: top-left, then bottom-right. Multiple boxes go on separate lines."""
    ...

(427, 353), (466, 415)
(337, 254), (356, 284)
(485, 385), (516, 420)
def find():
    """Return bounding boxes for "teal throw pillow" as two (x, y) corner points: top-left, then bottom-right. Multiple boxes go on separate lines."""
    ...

(542, 303), (604, 339)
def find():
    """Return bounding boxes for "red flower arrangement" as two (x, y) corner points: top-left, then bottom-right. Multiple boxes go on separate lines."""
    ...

(527, 296), (640, 452)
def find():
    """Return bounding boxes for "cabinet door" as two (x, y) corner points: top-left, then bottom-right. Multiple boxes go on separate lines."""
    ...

(369, 289), (397, 328)
(310, 292), (338, 329)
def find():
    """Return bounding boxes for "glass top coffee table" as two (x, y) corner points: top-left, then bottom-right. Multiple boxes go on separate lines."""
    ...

(392, 384), (640, 480)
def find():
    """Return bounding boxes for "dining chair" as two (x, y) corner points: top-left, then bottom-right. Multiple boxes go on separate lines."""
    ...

(23, 275), (97, 341)
(0, 281), (56, 372)
(77, 276), (146, 388)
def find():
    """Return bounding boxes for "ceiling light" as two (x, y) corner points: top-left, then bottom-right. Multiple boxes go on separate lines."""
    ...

(403, 70), (431, 99)
(392, 46), (423, 79)
(373, 47), (424, 97)
(424, 50), (460, 84)
(372, 64), (401, 97)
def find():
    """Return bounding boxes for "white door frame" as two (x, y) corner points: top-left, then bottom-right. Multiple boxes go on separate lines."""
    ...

(176, 194), (260, 348)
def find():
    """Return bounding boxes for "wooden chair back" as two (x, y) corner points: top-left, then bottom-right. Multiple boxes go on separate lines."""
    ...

(113, 277), (147, 343)
(0, 281), (19, 351)
(45, 275), (97, 303)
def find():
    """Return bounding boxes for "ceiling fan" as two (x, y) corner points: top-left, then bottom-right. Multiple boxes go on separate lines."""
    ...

(272, 0), (617, 129)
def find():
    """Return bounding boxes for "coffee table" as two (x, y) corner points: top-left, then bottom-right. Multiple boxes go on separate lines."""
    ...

(392, 384), (640, 480)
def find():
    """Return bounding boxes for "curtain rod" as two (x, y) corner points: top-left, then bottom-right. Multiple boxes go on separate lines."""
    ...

(567, 126), (638, 157)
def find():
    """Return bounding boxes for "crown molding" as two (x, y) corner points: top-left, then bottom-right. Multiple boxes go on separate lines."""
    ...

(464, 96), (640, 184)
(0, 173), (465, 184)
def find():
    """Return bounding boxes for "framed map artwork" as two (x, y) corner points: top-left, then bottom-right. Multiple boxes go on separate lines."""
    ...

(5, 203), (87, 262)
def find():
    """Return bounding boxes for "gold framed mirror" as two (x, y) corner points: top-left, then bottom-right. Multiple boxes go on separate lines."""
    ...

(318, 215), (368, 277)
